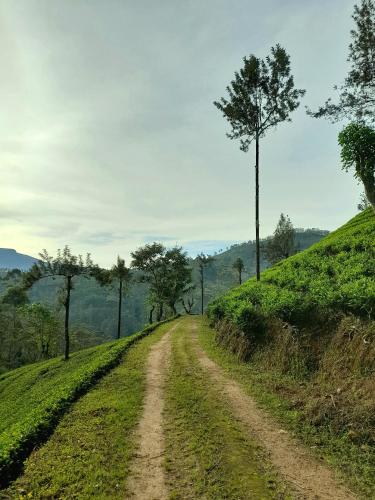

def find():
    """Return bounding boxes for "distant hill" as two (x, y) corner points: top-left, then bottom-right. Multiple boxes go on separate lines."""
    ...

(0, 228), (328, 338)
(190, 228), (330, 312)
(0, 249), (37, 270)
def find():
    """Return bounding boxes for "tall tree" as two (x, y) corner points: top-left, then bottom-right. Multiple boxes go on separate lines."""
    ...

(196, 253), (214, 315)
(232, 257), (245, 285)
(214, 45), (305, 281)
(24, 246), (97, 360)
(131, 243), (167, 322)
(131, 243), (191, 320)
(162, 247), (192, 315)
(97, 257), (132, 339)
(338, 122), (375, 211)
(265, 213), (297, 265)
(308, 0), (375, 123)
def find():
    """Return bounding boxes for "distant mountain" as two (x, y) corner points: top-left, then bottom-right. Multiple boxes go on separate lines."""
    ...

(0, 248), (37, 270)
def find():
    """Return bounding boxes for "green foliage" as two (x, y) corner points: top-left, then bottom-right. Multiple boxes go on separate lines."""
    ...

(24, 246), (96, 289)
(0, 319), (168, 487)
(308, 0), (375, 123)
(196, 253), (215, 314)
(214, 44), (305, 281)
(339, 122), (375, 210)
(0, 230), (327, 369)
(208, 209), (375, 336)
(1, 286), (29, 307)
(96, 256), (132, 339)
(214, 45), (305, 151)
(0, 302), (62, 370)
(131, 243), (192, 317)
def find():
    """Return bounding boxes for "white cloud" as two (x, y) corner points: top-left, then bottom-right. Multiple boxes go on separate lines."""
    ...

(0, 0), (361, 267)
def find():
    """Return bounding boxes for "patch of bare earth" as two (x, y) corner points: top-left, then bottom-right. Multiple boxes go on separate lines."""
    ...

(191, 322), (356, 500)
(126, 325), (176, 500)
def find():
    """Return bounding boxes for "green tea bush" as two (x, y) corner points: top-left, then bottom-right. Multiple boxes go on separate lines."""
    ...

(208, 209), (375, 343)
(0, 317), (174, 487)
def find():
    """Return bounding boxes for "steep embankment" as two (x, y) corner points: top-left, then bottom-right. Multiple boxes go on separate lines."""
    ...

(208, 208), (375, 497)
(209, 209), (375, 338)
(0, 321), (169, 488)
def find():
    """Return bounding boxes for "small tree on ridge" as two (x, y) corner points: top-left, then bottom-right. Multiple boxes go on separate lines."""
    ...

(266, 213), (297, 265)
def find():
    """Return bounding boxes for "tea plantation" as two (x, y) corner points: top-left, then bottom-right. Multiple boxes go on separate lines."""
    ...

(0, 322), (162, 487)
(208, 208), (375, 336)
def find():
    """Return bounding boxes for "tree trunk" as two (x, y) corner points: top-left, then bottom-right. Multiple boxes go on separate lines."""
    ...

(239, 270), (242, 285)
(181, 299), (189, 314)
(363, 175), (375, 212)
(117, 278), (123, 339)
(255, 134), (260, 281)
(200, 268), (204, 315)
(64, 276), (72, 361)
(149, 305), (155, 324)
(157, 303), (163, 322)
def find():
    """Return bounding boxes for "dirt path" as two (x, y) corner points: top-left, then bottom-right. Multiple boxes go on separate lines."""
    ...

(191, 321), (356, 500)
(126, 325), (176, 500)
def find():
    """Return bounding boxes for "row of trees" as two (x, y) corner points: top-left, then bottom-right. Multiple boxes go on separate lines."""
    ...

(4, 244), (217, 362)
(1, 212), (301, 370)
(215, 0), (375, 282)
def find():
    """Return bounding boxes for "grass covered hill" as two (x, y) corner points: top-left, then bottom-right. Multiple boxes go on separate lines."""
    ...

(0, 321), (164, 488)
(209, 209), (375, 339)
(189, 227), (329, 311)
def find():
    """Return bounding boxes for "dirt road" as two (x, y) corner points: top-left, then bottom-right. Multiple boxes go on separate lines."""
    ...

(127, 316), (355, 499)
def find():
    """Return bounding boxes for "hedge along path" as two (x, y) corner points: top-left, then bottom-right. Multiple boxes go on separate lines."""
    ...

(126, 323), (178, 500)
(1, 321), (175, 499)
(191, 318), (356, 500)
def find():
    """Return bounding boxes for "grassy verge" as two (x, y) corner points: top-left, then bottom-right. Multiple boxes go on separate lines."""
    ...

(198, 317), (375, 499)
(2, 321), (173, 499)
(163, 316), (290, 499)
(0, 318), (175, 488)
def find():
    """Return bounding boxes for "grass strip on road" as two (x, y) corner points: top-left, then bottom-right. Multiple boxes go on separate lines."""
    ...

(2, 322), (173, 499)
(164, 316), (290, 499)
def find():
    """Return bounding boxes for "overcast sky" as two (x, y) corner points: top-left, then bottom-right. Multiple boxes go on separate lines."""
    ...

(0, 0), (360, 266)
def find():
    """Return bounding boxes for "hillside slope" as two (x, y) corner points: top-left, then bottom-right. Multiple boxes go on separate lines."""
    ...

(207, 209), (375, 496)
(209, 209), (375, 337)
(0, 321), (164, 487)
(187, 228), (329, 313)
